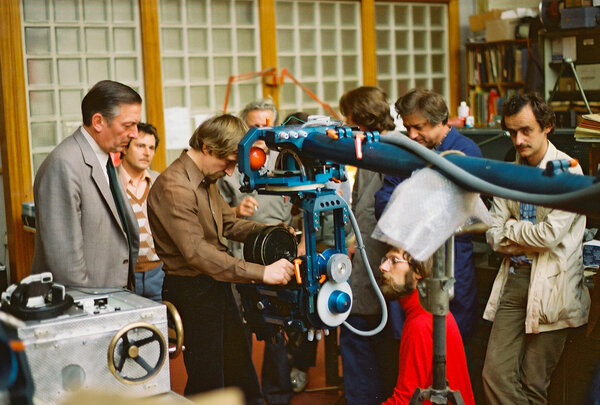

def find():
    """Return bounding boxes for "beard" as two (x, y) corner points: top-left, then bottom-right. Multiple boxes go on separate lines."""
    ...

(380, 271), (417, 301)
(204, 171), (226, 183)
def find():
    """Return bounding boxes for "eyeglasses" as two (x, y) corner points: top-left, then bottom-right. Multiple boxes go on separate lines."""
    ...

(380, 256), (409, 266)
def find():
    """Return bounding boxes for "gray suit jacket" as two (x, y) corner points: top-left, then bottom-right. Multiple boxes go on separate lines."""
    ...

(32, 128), (139, 287)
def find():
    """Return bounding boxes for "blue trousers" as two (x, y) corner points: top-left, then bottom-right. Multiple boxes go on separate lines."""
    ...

(134, 263), (164, 302)
(339, 314), (399, 405)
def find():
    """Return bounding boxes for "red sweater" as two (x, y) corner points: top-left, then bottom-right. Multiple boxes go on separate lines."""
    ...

(382, 290), (475, 405)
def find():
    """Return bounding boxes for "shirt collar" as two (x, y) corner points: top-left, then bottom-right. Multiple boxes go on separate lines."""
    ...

(433, 126), (452, 151)
(80, 126), (109, 166)
(120, 165), (152, 185)
(399, 288), (422, 315)
(180, 150), (207, 188)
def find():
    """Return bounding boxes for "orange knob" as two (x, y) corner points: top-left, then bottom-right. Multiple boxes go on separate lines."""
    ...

(249, 146), (267, 170)
(326, 129), (339, 140)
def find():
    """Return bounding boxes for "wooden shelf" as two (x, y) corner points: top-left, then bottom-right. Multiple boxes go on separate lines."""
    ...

(466, 38), (529, 47)
(468, 81), (525, 88)
(465, 39), (529, 126)
(549, 90), (600, 102)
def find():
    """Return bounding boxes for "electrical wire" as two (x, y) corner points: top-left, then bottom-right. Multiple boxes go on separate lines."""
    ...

(341, 206), (388, 336)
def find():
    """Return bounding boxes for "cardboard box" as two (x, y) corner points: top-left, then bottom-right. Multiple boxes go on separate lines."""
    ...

(469, 9), (503, 32)
(559, 77), (577, 91)
(487, 0), (541, 9)
(577, 63), (600, 90)
(486, 18), (519, 41)
(565, 0), (593, 7)
(577, 31), (600, 64)
(561, 6), (600, 29)
(584, 240), (600, 267)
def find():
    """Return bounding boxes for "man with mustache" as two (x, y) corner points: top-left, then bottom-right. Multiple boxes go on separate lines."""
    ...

(118, 122), (163, 301)
(378, 246), (475, 405)
(147, 114), (295, 404)
(482, 93), (589, 404)
(375, 88), (482, 342)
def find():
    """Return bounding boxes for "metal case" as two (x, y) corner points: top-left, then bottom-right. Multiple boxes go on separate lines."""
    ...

(14, 288), (170, 403)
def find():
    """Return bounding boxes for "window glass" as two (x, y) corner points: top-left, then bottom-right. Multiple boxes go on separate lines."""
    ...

(22, 0), (145, 175)
(160, 0), (260, 164)
(375, 2), (449, 102)
(276, 0), (360, 117)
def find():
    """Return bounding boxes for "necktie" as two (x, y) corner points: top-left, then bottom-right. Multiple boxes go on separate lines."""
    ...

(106, 157), (135, 291)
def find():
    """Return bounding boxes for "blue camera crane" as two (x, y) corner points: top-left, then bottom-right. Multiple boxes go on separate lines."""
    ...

(236, 118), (600, 339)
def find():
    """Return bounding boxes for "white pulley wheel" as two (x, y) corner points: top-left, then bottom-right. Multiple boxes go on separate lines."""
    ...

(316, 281), (352, 327)
(327, 253), (352, 283)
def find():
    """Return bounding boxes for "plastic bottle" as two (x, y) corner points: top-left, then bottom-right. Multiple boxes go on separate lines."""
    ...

(458, 101), (470, 118)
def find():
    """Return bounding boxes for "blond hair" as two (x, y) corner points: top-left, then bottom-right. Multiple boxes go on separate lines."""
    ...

(189, 114), (248, 158)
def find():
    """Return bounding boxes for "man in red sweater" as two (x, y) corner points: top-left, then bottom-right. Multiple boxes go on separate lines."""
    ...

(379, 246), (475, 405)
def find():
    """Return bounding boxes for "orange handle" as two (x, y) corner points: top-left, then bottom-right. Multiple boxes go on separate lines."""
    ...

(355, 132), (365, 159)
(319, 274), (327, 284)
(327, 128), (339, 140)
(293, 258), (303, 284)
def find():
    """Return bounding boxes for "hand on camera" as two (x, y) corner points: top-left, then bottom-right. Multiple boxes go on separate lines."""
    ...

(263, 258), (295, 285)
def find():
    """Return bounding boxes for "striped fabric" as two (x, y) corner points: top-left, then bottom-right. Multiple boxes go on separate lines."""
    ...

(126, 181), (160, 272)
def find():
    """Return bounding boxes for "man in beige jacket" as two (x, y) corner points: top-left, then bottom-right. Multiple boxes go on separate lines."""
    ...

(482, 93), (589, 405)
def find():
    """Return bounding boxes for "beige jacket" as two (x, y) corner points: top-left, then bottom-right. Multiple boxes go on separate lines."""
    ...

(483, 141), (589, 334)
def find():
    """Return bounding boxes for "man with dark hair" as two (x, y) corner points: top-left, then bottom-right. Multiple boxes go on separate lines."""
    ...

(374, 88), (482, 342)
(338, 86), (400, 405)
(147, 114), (295, 404)
(32, 80), (141, 288)
(482, 93), (589, 404)
(379, 246), (475, 405)
(118, 122), (163, 301)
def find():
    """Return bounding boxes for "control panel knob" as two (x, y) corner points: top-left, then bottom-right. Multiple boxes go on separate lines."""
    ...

(328, 290), (351, 314)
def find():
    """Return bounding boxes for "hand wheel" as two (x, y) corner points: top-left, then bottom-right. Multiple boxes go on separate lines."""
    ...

(163, 301), (184, 358)
(107, 321), (166, 384)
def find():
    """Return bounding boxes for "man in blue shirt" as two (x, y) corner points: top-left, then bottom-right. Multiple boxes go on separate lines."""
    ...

(374, 88), (482, 341)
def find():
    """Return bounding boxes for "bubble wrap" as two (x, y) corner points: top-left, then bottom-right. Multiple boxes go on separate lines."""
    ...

(372, 168), (491, 261)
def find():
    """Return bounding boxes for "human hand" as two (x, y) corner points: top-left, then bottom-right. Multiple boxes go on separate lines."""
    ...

(263, 258), (295, 285)
(236, 196), (259, 217)
(495, 239), (525, 255)
(277, 222), (295, 236)
(346, 243), (356, 260)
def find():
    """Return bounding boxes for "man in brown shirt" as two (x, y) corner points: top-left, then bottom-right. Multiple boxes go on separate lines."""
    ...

(147, 114), (294, 403)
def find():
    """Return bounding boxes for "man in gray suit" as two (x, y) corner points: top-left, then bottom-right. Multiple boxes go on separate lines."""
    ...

(32, 80), (141, 288)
